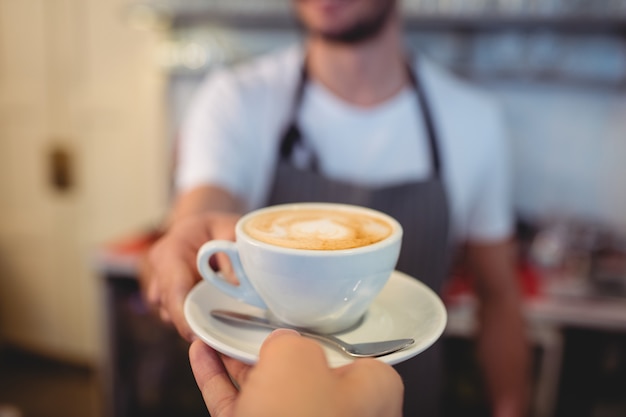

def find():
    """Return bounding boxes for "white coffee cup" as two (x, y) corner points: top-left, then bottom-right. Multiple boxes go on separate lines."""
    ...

(196, 202), (402, 334)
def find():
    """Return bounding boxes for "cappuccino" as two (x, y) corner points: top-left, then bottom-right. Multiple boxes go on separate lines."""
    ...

(244, 208), (392, 250)
(198, 202), (402, 332)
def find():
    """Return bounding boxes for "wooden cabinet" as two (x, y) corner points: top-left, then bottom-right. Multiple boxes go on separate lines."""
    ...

(0, 0), (168, 365)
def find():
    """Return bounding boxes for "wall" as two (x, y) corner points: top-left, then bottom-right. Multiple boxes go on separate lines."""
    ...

(406, 27), (626, 234)
(489, 83), (626, 233)
(0, 0), (168, 365)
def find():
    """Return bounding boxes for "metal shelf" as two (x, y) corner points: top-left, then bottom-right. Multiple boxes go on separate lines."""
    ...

(128, 1), (626, 88)
(126, 1), (626, 33)
(403, 16), (626, 34)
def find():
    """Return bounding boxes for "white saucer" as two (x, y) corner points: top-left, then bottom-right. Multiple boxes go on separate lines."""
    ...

(184, 270), (447, 368)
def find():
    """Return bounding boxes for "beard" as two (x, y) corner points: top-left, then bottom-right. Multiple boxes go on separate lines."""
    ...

(295, 0), (398, 45)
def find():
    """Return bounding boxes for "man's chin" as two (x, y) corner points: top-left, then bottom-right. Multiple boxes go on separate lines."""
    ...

(307, 21), (386, 45)
(295, 0), (397, 45)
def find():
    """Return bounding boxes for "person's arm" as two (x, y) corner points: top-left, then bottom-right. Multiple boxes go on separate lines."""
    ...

(167, 184), (246, 225)
(189, 330), (405, 417)
(466, 239), (531, 417)
(139, 185), (245, 340)
(141, 60), (262, 339)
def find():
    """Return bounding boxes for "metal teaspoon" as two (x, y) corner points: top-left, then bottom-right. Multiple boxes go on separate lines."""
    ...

(211, 309), (414, 358)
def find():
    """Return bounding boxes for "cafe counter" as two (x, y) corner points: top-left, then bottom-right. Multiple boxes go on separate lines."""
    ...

(94, 231), (626, 417)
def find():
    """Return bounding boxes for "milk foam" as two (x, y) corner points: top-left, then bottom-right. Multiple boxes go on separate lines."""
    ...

(244, 208), (392, 250)
(291, 219), (352, 240)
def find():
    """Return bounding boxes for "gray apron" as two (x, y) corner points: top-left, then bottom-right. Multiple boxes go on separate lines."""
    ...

(265, 60), (451, 417)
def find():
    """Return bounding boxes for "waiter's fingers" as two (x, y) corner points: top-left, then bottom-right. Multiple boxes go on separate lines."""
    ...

(189, 340), (238, 417)
(162, 263), (198, 341)
(212, 252), (238, 285)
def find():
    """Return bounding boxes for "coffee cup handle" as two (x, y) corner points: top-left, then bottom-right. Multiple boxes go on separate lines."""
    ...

(196, 240), (267, 309)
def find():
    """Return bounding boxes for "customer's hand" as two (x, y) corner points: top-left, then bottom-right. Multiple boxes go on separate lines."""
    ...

(140, 211), (240, 341)
(189, 330), (405, 417)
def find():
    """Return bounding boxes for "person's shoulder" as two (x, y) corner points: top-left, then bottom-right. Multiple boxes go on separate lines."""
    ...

(236, 44), (304, 81)
(210, 44), (303, 98)
(187, 44), (302, 122)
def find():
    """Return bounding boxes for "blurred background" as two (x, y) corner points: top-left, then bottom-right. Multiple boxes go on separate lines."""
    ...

(0, 0), (625, 416)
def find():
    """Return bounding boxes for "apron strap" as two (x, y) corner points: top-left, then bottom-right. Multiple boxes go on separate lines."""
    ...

(406, 61), (442, 175)
(279, 63), (309, 160)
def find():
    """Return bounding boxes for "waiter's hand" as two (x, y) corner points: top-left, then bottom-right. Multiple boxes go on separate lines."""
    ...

(189, 330), (405, 417)
(139, 211), (240, 341)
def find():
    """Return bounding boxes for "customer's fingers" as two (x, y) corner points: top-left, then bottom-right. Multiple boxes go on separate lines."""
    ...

(221, 354), (253, 389)
(336, 358), (404, 417)
(221, 330), (299, 390)
(236, 331), (335, 417)
(258, 331), (404, 417)
(264, 328), (300, 341)
(189, 341), (238, 417)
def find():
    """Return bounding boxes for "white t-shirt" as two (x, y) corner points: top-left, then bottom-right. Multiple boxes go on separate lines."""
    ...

(176, 44), (513, 244)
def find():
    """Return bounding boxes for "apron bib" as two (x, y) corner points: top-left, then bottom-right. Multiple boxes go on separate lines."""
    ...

(265, 60), (451, 417)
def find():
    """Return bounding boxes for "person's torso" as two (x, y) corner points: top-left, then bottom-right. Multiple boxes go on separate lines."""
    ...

(296, 81), (434, 187)
(176, 44), (509, 244)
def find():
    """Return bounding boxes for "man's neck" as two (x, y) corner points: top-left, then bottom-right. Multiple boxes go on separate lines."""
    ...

(305, 15), (407, 107)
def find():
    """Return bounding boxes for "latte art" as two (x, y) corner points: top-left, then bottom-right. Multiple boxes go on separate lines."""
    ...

(244, 208), (392, 250)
